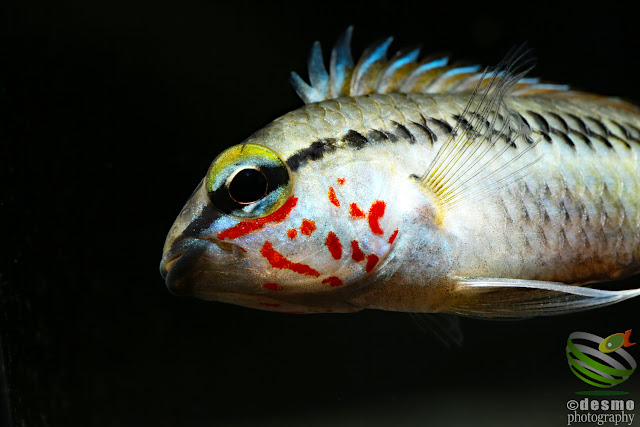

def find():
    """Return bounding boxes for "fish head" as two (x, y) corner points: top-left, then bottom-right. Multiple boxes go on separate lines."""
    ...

(160, 136), (420, 313)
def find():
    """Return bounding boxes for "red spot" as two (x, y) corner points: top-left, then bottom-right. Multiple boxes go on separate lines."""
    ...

(322, 276), (343, 287)
(351, 240), (365, 262)
(217, 196), (298, 240)
(328, 187), (340, 207)
(287, 229), (298, 239)
(368, 200), (386, 235)
(365, 254), (379, 273)
(259, 302), (281, 308)
(349, 203), (366, 219)
(388, 229), (399, 244)
(260, 241), (320, 277)
(324, 231), (343, 260)
(337, 178), (345, 186)
(300, 219), (316, 236)
(262, 283), (283, 291)
(239, 247), (247, 252)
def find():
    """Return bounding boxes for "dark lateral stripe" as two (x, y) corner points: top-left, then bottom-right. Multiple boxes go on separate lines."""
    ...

(548, 112), (569, 133)
(624, 122), (640, 145)
(286, 138), (337, 171)
(517, 113), (531, 131)
(527, 110), (640, 150)
(612, 120), (632, 140)
(589, 132), (614, 149)
(285, 120), (451, 171)
(392, 121), (415, 144)
(585, 116), (609, 136)
(567, 113), (588, 135)
(429, 118), (453, 135)
(452, 114), (473, 133)
(550, 128), (576, 150)
(568, 129), (594, 150)
(528, 110), (550, 134)
(367, 129), (390, 143)
(343, 130), (368, 149)
(412, 121), (437, 144)
(468, 111), (492, 130)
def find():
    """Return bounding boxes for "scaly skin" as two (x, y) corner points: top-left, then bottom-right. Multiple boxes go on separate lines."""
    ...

(161, 92), (640, 313)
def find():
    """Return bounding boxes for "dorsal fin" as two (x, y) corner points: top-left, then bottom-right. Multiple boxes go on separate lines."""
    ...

(290, 27), (569, 104)
(417, 44), (542, 217)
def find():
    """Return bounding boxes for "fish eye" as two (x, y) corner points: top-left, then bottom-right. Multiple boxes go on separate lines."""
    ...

(205, 144), (291, 218)
(228, 168), (268, 204)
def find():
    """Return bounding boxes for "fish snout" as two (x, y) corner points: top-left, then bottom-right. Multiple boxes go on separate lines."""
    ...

(160, 238), (211, 295)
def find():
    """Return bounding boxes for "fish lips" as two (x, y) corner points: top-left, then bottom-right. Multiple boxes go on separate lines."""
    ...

(160, 238), (218, 296)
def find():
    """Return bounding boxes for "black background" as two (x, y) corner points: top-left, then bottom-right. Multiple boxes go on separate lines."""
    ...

(5, 1), (640, 425)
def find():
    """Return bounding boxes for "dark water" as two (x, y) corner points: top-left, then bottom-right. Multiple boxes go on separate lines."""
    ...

(5, 1), (640, 425)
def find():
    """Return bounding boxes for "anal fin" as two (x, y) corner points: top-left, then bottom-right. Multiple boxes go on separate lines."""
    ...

(445, 276), (640, 319)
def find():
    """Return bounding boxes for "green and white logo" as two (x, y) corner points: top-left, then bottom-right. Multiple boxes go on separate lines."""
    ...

(566, 330), (637, 389)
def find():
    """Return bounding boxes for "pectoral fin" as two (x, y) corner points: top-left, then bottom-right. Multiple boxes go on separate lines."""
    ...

(444, 277), (640, 319)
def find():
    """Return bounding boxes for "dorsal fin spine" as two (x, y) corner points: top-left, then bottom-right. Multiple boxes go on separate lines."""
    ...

(291, 28), (567, 105)
(350, 37), (393, 96)
(399, 57), (449, 92)
(376, 47), (421, 93)
(440, 65), (482, 78)
(329, 26), (354, 98)
(308, 41), (329, 94)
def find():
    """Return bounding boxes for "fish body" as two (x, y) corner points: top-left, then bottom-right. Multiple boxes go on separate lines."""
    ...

(160, 29), (640, 317)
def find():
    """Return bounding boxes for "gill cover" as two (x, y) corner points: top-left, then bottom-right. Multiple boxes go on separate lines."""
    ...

(205, 143), (292, 218)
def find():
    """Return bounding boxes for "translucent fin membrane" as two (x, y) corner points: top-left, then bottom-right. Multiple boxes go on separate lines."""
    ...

(418, 44), (542, 212)
(290, 27), (569, 104)
(447, 277), (640, 319)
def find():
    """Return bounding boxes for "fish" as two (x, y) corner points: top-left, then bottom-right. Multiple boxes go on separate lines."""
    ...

(159, 27), (640, 318)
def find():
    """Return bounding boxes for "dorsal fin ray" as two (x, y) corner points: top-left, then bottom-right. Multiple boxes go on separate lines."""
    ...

(417, 44), (544, 217)
(290, 27), (569, 104)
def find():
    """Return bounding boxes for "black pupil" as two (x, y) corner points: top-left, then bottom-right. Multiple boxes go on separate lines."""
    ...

(228, 168), (268, 204)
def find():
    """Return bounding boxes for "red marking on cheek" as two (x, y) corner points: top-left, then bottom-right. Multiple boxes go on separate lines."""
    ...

(337, 178), (345, 186)
(368, 200), (386, 235)
(328, 187), (340, 207)
(260, 241), (320, 277)
(365, 254), (379, 273)
(349, 203), (366, 219)
(239, 247), (247, 252)
(262, 283), (284, 291)
(217, 196), (298, 240)
(322, 276), (343, 287)
(350, 240), (365, 262)
(300, 219), (316, 236)
(259, 302), (281, 308)
(287, 229), (298, 239)
(324, 232), (343, 260)
(388, 229), (399, 244)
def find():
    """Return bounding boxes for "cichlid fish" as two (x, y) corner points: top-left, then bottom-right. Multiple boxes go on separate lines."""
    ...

(160, 27), (640, 317)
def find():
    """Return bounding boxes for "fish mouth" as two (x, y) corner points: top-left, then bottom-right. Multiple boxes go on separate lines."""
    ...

(160, 238), (218, 296)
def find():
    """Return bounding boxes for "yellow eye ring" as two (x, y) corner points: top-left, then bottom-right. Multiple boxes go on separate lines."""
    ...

(205, 144), (292, 218)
